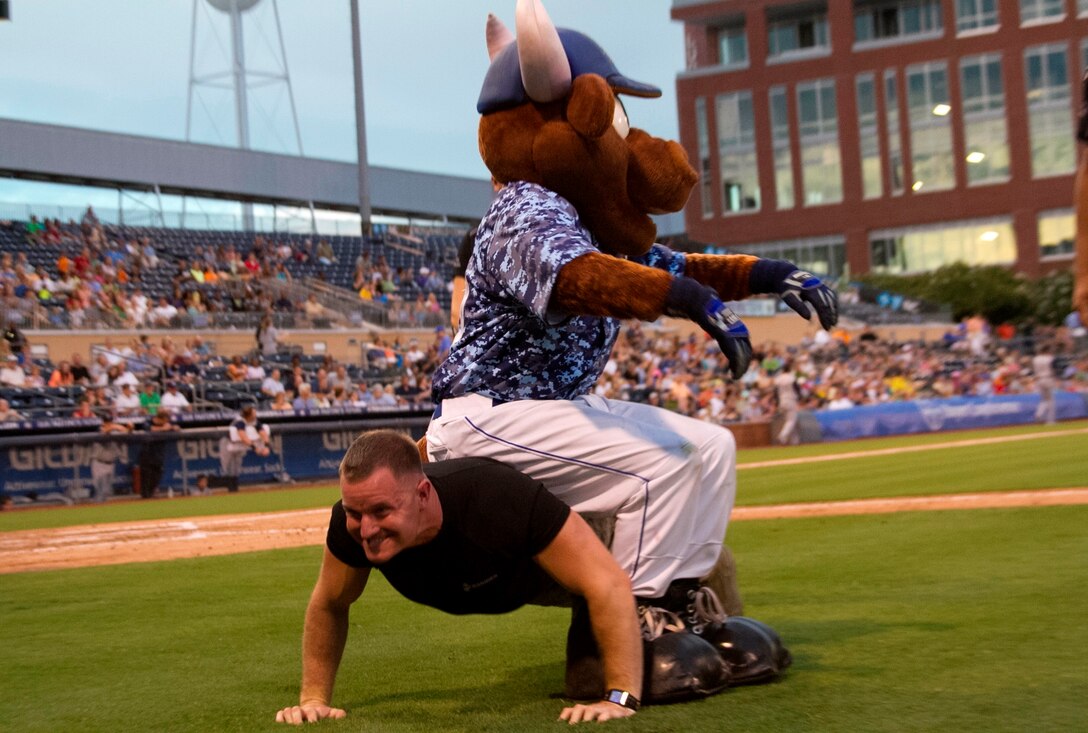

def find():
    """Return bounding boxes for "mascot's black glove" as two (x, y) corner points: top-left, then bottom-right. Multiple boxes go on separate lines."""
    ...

(749, 259), (839, 330)
(665, 277), (752, 380)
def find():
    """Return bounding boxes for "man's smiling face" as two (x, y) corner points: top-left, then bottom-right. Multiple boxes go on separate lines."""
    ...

(340, 467), (429, 565)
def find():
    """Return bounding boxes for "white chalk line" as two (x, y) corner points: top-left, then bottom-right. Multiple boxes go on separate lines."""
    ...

(733, 488), (1088, 520)
(738, 427), (1088, 470)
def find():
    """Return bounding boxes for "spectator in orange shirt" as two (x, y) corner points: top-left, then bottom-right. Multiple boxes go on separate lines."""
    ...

(227, 355), (247, 383)
(48, 360), (75, 387)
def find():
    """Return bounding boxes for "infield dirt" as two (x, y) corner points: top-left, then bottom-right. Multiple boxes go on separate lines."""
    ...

(2, 487), (1086, 574)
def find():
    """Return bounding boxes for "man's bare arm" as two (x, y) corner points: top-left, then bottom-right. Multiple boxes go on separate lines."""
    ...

(535, 513), (642, 724)
(276, 547), (369, 725)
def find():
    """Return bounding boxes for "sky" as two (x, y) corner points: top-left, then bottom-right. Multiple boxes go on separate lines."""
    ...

(0, 0), (686, 195)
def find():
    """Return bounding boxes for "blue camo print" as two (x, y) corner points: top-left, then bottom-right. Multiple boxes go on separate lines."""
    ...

(432, 181), (687, 402)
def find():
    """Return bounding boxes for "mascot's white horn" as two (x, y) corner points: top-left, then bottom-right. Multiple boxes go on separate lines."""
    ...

(486, 14), (515, 60)
(515, 0), (571, 103)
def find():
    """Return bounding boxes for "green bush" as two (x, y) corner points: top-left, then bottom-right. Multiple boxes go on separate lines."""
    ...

(858, 264), (1073, 326)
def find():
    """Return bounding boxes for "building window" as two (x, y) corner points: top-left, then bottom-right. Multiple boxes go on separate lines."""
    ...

(768, 6), (830, 59)
(1038, 209), (1075, 258)
(709, 237), (846, 279)
(1020, 0), (1065, 24)
(856, 74), (884, 199)
(695, 97), (714, 218)
(959, 54), (1010, 185)
(884, 70), (905, 195)
(906, 61), (955, 192)
(769, 86), (795, 209)
(797, 78), (843, 205)
(1025, 43), (1074, 177)
(956, 0), (999, 33)
(869, 218), (1016, 273)
(854, 0), (943, 44)
(716, 91), (761, 214)
(717, 23), (748, 67)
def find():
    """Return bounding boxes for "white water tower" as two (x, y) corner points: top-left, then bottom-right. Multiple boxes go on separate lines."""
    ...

(186, 0), (303, 228)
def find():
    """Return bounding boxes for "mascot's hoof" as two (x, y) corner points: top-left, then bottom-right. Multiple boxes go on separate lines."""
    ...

(564, 599), (603, 700)
(644, 631), (731, 704)
(699, 616), (792, 685)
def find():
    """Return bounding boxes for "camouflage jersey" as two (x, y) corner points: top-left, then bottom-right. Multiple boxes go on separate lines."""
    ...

(431, 181), (685, 403)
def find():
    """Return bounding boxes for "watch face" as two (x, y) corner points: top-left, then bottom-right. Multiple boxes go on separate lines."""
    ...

(606, 690), (639, 710)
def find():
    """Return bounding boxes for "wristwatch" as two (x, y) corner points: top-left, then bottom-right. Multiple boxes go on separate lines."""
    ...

(604, 689), (640, 711)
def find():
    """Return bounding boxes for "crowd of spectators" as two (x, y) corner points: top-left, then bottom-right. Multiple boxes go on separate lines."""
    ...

(350, 248), (450, 326)
(0, 323), (455, 422)
(2, 209), (459, 331)
(1, 315), (1085, 428)
(592, 322), (1088, 426)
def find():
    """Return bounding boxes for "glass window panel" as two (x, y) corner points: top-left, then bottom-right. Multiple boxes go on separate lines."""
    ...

(906, 62), (955, 191)
(1025, 44), (1075, 177)
(696, 97), (713, 218)
(960, 54), (1010, 185)
(884, 71), (905, 195)
(857, 73), (884, 199)
(770, 86), (795, 210)
(1038, 210), (1075, 257)
(870, 219), (1016, 273)
(768, 9), (830, 58)
(718, 26), (748, 66)
(716, 91), (761, 214)
(797, 78), (843, 205)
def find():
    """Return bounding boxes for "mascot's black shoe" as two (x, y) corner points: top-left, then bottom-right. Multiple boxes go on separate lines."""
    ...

(563, 597), (732, 704)
(682, 586), (793, 685)
(639, 606), (730, 704)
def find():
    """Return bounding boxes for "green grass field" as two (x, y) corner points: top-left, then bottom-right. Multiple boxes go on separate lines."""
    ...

(2, 420), (1087, 731)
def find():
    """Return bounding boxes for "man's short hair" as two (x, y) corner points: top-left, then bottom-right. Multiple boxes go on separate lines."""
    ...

(340, 430), (421, 484)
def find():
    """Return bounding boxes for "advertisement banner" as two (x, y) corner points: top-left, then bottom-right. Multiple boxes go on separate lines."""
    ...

(813, 392), (1088, 441)
(0, 420), (427, 500)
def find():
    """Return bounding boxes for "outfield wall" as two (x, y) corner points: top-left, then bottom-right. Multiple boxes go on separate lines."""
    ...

(805, 392), (1088, 442)
(0, 414), (429, 501)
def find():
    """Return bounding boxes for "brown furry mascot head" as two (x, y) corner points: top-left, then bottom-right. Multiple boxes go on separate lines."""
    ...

(476, 0), (697, 259)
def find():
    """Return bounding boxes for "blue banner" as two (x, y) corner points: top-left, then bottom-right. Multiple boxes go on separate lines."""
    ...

(813, 392), (1088, 441)
(0, 420), (428, 500)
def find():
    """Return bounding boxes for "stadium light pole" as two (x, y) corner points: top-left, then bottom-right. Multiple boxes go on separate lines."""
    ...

(350, 0), (372, 236)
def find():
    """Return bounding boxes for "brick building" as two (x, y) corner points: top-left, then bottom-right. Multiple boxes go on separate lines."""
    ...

(670, 0), (1088, 279)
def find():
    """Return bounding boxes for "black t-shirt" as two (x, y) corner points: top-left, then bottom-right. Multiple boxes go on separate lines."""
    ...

(326, 457), (570, 615)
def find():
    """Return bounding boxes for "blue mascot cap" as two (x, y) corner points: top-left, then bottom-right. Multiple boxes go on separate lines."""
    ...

(477, 28), (661, 114)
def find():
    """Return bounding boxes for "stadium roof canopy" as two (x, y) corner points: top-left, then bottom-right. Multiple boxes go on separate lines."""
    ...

(0, 117), (685, 234)
(0, 117), (493, 224)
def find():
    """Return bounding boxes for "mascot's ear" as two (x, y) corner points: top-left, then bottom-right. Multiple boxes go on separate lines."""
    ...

(565, 74), (614, 140)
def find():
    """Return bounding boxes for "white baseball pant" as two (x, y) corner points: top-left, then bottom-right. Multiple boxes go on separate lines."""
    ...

(426, 393), (736, 597)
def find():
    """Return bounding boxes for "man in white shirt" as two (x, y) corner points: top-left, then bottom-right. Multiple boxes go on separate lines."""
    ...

(160, 382), (192, 414)
(150, 297), (179, 327)
(261, 369), (286, 399)
(0, 356), (26, 386)
(112, 382), (142, 416)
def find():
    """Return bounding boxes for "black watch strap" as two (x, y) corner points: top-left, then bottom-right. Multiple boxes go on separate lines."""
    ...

(604, 689), (640, 711)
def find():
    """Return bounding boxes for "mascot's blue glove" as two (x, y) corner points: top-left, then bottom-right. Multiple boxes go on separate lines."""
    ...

(665, 277), (752, 380)
(749, 259), (839, 330)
